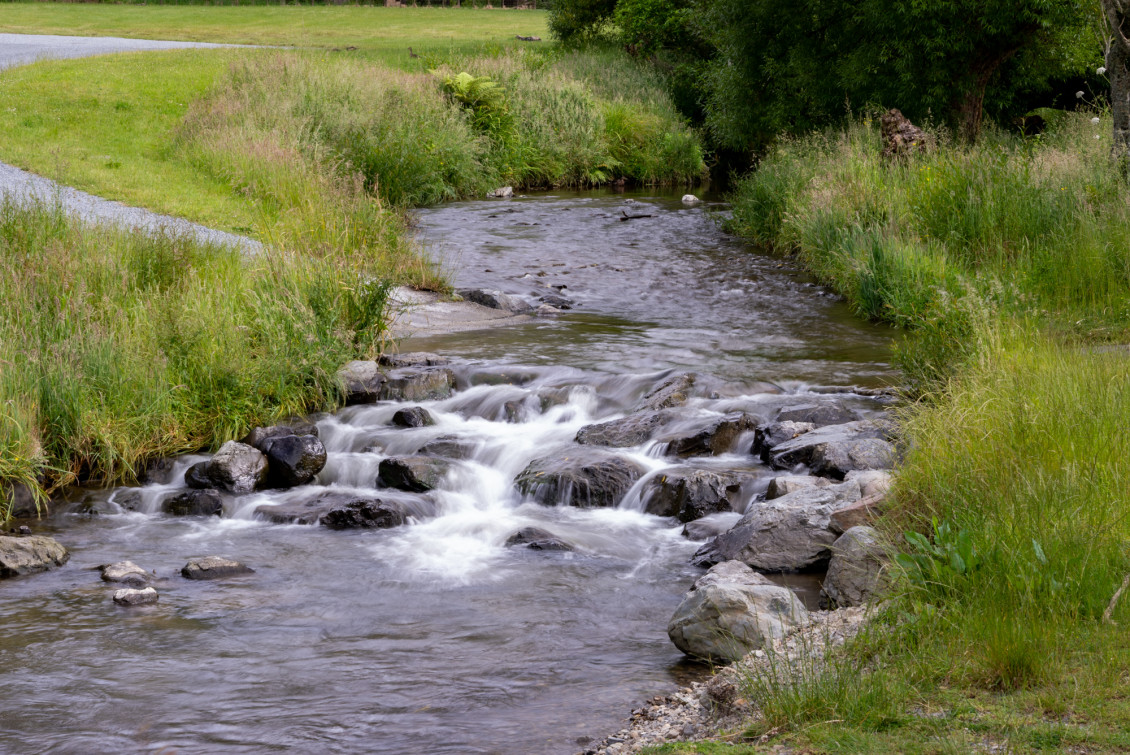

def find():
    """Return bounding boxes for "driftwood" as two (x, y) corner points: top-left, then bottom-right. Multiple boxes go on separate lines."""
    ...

(880, 108), (933, 159)
(620, 210), (652, 221)
(1103, 573), (1130, 624)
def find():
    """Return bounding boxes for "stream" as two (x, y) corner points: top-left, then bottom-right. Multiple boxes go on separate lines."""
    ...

(0, 189), (896, 754)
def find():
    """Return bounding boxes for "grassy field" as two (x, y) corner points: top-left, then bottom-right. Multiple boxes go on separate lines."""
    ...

(0, 3), (548, 61)
(661, 117), (1130, 753)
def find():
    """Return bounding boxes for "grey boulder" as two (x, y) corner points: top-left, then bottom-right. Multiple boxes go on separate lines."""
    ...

(504, 527), (574, 551)
(392, 406), (435, 428)
(320, 496), (433, 529)
(642, 469), (743, 522)
(113, 587), (159, 606)
(207, 441), (269, 493)
(776, 402), (861, 427)
(765, 475), (830, 500)
(515, 449), (647, 509)
(766, 419), (896, 475)
(99, 561), (152, 586)
(821, 526), (889, 607)
(337, 360), (387, 404)
(752, 421), (816, 461)
(0, 535), (69, 578)
(663, 413), (758, 457)
(574, 411), (671, 447)
(262, 434), (327, 488)
(637, 373), (695, 411)
(162, 489), (223, 517)
(380, 367), (457, 402)
(377, 456), (451, 493)
(692, 481), (862, 571)
(181, 556), (254, 580)
(668, 561), (808, 662)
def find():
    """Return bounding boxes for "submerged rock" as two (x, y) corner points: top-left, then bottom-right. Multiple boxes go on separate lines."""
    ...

(692, 481), (862, 571)
(637, 373), (695, 411)
(574, 411), (671, 448)
(663, 413), (758, 457)
(162, 490), (223, 517)
(0, 535), (69, 578)
(181, 556), (253, 580)
(515, 449), (647, 509)
(392, 406), (435, 428)
(262, 434), (327, 488)
(668, 561), (808, 662)
(504, 527), (574, 551)
(377, 456), (451, 493)
(113, 587), (159, 606)
(642, 469), (744, 522)
(822, 526), (888, 607)
(99, 561), (152, 586)
(417, 435), (479, 460)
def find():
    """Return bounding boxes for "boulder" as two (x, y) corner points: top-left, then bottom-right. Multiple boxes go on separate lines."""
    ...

(379, 367), (457, 402)
(766, 419), (895, 472)
(417, 435), (478, 460)
(821, 526), (888, 607)
(487, 186), (514, 198)
(392, 406), (435, 428)
(320, 497), (428, 530)
(880, 108), (933, 159)
(184, 462), (213, 490)
(642, 469), (743, 522)
(181, 556), (254, 580)
(504, 527), (574, 551)
(667, 561), (809, 662)
(138, 458), (176, 486)
(99, 561), (152, 586)
(637, 373), (695, 411)
(262, 434), (327, 488)
(539, 294), (573, 310)
(162, 490), (224, 517)
(776, 402), (861, 427)
(242, 424), (301, 452)
(3, 483), (41, 519)
(681, 194), (701, 206)
(845, 470), (894, 499)
(765, 475), (830, 500)
(829, 492), (888, 534)
(113, 587), (159, 606)
(574, 411), (671, 448)
(254, 497), (339, 525)
(752, 421), (816, 461)
(207, 441), (268, 494)
(691, 481), (862, 571)
(809, 438), (897, 479)
(456, 288), (530, 313)
(377, 456), (451, 493)
(110, 489), (144, 512)
(378, 352), (451, 368)
(682, 512), (743, 541)
(663, 413), (758, 457)
(0, 535), (69, 578)
(337, 360), (387, 404)
(515, 449), (647, 509)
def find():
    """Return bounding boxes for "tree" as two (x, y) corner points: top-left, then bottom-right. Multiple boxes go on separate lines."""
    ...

(1102, 0), (1130, 162)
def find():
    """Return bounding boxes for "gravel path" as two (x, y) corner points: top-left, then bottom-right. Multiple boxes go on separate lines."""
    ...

(0, 33), (260, 251)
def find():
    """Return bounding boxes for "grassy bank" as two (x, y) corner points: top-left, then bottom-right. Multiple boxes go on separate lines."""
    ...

(0, 198), (396, 510)
(651, 118), (1130, 751)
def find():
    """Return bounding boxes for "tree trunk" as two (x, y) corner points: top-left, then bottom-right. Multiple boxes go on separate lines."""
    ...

(1104, 0), (1130, 169)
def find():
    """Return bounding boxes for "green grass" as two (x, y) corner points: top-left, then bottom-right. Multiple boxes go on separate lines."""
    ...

(0, 3), (548, 63)
(693, 116), (1130, 753)
(0, 198), (395, 506)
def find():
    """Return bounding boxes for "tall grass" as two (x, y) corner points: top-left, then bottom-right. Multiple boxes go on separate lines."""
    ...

(728, 116), (1130, 391)
(178, 50), (704, 213)
(0, 198), (394, 512)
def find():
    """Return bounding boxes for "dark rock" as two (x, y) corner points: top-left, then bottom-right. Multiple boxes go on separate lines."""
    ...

(378, 352), (451, 368)
(206, 441), (268, 493)
(682, 512), (743, 541)
(111, 488), (144, 511)
(100, 560), (152, 586)
(113, 587), (159, 606)
(418, 435), (479, 460)
(139, 457), (176, 485)
(504, 527), (574, 551)
(337, 360), (387, 404)
(880, 108), (933, 158)
(752, 421), (816, 461)
(392, 406), (435, 428)
(663, 413), (758, 457)
(3, 483), (41, 519)
(574, 411), (671, 447)
(468, 368), (540, 387)
(321, 496), (433, 529)
(776, 402), (861, 427)
(766, 419), (896, 472)
(638, 373), (695, 411)
(539, 294), (573, 309)
(0, 535), (69, 578)
(254, 497), (339, 525)
(515, 449), (647, 509)
(667, 561), (808, 662)
(379, 367), (457, 402)
(642, 469), (743, 521)
(181, 556), (253, 580)
(456, 288), (531, 313)
(262, 434), (327, 488)
(242, 425), (299, 452)
(162, 490), (223, 517)
(184, 462), (213, 490)
(691, 481), (862, 571)
(821, 526), (888, 607)
(377, 456), (451, 492)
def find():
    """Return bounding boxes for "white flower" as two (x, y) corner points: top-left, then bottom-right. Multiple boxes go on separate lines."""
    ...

(1077, 90), (1085, 98)
(1092, 116), (1101, 124)
(1098, 67), (1107, 75)
(1095, 134), (1102, 139)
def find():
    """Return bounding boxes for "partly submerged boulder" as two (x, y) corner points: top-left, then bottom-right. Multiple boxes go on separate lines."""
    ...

(161, 490), (224, 517)
(206, 441), (269, 494)
(574, 411), (671, 448)
(0, 535), (69, 578)
(320, 496), (433, 530)
(642, 469), (744, 522)
(262, 434), (327, 488)
(181, 556), (254, 580)
(637, 373), (695, 411)
(515, 449), (647, 509)
(668, 560), (808, 662)
(99, 561), (152, 586)
(662, 413), (758, 457)
(377, 456), (451, 493)
(113, 587), (159, 606)
(504, 527), (574, 551)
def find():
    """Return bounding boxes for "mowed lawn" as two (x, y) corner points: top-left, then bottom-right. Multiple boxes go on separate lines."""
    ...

(0, 3), (548, 61)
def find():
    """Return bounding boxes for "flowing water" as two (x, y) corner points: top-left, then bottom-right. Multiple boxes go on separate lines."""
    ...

(0, 189), (896, 754)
